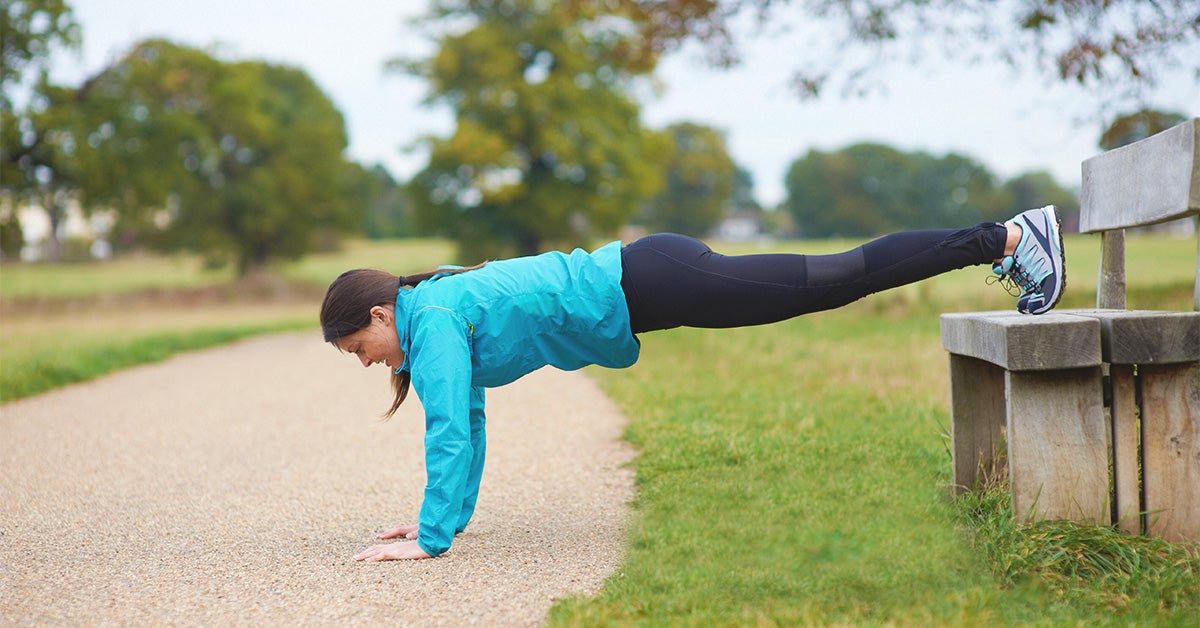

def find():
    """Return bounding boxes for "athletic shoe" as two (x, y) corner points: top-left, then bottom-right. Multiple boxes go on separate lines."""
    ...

(997, 205), (1066, 315)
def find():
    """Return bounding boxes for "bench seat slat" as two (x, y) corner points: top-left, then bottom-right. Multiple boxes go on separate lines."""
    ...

(940, 311), (1101, 370)
(1066, 310), (1200, 364)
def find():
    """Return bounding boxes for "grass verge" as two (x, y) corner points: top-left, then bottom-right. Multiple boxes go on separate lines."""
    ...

(0, 317), (313, 403)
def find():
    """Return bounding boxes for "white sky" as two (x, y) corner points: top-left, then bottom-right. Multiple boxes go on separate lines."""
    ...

(47, 0), (1200, 207)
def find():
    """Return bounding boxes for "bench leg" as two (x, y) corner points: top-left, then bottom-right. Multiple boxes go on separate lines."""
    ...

(948, 354), (1006, 494)
(1006, 367), (1109, 523)
(1110, 364), (1141, 534)
(1141, 361), (1200, 543)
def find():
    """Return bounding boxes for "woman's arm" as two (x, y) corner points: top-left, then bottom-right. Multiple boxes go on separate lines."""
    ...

(354, 309), (487, 562)
(407, 307), (477, 558)
(363, 388), (484, 559)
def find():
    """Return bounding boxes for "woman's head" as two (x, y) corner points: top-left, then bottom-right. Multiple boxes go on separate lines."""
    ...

(320, 269), (399, 344)
(321, 269), (410, 417)
(320, 262), (488, 418)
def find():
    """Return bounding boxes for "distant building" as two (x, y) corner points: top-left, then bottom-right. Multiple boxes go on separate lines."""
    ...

(4, 202), (114, 261)
(712, 209), (764, 242)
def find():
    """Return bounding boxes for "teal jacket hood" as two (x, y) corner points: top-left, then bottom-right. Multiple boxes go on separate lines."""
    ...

(393, 240), (639, 556)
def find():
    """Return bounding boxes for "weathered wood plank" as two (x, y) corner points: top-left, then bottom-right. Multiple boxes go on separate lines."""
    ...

(1069, 310), (1200, 364)
(1006, 367), (1109, 523)
(940, 311), (1101, 371)
(1141, 362), (1200, 543)
(1110, 364), (1141, 534)
(1097, 230), (1127, 309)
(1080, 118), (1200, 232)
(949, 354), (1007, 494)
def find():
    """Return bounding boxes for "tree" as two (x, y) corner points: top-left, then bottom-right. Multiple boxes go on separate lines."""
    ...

(640, 122), (737, 236)
(349, 163), (414, 240)
(400, 0), (667, 260)
(1099, 109), (1190, 150)
(730, 167), (760, 214)
(783, 143), (1005, 237)
(616, 0), (1198, 105)
(1, 0), (79, 106)
(0, 78), (92, 261)
(998, 171), (1079, 228)
(74, 40), (355, 274)
(1, 0), (80, 260)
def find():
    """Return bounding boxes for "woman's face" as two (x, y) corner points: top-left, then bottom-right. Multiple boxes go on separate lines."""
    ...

(335, 306), (404, 370)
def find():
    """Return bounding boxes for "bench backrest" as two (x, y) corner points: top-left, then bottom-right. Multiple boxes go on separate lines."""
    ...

(1079, 117), (1200, 310)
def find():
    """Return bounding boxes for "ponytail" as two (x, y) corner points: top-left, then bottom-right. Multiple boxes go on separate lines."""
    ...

(388, 370), (411, 419)
(398, 262), (487, 288)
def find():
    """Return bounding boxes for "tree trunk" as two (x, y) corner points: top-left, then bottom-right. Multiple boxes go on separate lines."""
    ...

(516, 231), (541, 257)
(237, 250), (269, 278)
(40, 191), (65, 262)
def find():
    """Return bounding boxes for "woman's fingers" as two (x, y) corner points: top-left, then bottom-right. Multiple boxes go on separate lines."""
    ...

(377, 523), (419, 540)
(353, 540), (432, 562)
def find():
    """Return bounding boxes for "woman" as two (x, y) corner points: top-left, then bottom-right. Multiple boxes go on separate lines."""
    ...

(320, 205), (1065, 562)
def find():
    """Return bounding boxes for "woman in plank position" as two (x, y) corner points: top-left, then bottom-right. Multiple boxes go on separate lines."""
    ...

(320, 205), (1065, 561)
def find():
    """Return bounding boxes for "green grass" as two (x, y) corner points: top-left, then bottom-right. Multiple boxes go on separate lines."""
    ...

(549, 233), (1200, 625)
(958, 480), (1200, 614)
(0, 253), (236, 300)
(0, 318), (312, 403)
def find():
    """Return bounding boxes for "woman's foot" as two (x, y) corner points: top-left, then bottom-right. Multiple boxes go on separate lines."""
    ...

(994, 205), (1066, 315)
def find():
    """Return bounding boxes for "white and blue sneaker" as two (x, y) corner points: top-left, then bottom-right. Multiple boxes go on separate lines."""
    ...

(993, 205), (1066, 315)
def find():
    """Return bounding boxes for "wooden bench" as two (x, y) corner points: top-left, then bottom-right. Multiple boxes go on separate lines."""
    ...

(940, 117), (1200, 543)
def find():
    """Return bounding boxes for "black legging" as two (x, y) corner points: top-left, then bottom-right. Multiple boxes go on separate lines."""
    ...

(620, 223), (1008, 334)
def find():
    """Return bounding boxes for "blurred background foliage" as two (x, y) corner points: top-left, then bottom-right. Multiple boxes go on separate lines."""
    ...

(1, 0), (1196, 267)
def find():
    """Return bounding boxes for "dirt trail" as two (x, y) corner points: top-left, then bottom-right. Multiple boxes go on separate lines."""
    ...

(0, 332), (635, 626)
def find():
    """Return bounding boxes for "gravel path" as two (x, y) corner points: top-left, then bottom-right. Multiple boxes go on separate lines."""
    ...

(1, 332), (636, 626)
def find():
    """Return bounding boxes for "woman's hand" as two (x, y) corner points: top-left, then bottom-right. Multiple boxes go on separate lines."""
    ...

(376, 523), (419, 541)
(353, 539), (432, 562)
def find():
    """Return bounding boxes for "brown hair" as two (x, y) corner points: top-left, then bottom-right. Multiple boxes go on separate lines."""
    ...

(320, 263), (486, 418)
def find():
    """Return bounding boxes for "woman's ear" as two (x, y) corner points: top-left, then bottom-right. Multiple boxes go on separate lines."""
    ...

(369, 305), (393, 325)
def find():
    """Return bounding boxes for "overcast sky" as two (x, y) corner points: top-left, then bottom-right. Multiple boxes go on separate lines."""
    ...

(48, 0), (1200, 207)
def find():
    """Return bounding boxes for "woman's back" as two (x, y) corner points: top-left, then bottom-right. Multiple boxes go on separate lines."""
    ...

(396, 241), (641, 387)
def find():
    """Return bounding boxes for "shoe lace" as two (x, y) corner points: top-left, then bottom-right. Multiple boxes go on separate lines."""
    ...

(1006, 254), (1047, 294)
(985, 272), (1021, 297)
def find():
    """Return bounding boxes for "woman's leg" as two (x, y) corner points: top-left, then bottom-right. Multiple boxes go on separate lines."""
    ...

(620, 223), (1008, 334)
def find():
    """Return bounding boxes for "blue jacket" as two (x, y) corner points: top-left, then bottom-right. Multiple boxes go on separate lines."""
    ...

(393, 241), (640, 556)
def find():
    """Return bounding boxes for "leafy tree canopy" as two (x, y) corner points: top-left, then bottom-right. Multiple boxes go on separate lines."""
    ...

(70, 39), (355, 273)
(1099, 109), (1191, 151)
(399, 0), (668, 260)
(0, 0), (80, 260)
(617, 0), (1198, 106)
(1, 0), (80, 110)
(783, 143), (1077, 238)
(640, 122), (737, 236)
(350, 163), (415, 240)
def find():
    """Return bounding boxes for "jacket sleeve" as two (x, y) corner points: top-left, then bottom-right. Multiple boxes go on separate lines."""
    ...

(407, 306), (476, 557)
(455, 386), (487, 534)
(451, 389), (484, 535)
